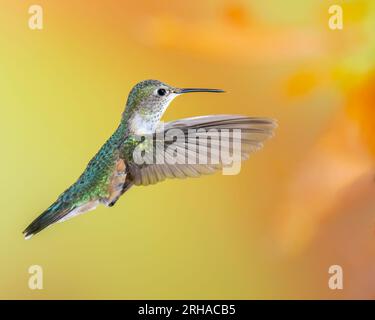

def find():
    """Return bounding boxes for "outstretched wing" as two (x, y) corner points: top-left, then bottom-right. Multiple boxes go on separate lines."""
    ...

(126, 115), (277, 186)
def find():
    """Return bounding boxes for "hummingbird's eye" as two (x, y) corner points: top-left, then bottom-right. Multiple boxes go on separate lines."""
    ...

(157, 88), (167, 96)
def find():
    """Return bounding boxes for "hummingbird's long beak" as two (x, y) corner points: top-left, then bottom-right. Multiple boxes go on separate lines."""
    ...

(176, 88), (225, 94)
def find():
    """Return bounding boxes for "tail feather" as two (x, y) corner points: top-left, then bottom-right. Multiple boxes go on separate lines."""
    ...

(23, 201), (72, 239)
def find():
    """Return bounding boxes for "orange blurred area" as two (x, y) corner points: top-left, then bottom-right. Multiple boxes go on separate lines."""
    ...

(347, 72), (375, 156)
(1, 0), (375, 299)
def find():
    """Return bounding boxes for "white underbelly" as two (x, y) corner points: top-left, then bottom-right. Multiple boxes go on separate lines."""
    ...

(57, 200), (100, 223)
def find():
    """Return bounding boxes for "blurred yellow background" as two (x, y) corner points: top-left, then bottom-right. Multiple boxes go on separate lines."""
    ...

(1, 0), (375, 299)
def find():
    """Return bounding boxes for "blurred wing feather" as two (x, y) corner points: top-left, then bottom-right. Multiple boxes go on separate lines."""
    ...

(128, 115), (276, 186)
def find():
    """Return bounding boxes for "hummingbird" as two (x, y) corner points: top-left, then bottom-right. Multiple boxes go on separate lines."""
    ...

(23, 80), (276, 239)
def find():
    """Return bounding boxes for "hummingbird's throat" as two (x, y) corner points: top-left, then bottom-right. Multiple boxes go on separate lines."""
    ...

(127, 93), (177, 135)
(129, 113), (162, 135)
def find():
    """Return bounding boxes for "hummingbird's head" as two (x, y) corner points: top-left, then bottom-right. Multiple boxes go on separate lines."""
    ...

(123, 79), (224, 135)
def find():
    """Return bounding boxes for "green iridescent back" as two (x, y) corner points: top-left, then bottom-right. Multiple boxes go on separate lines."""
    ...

(57, 124), (128, 205)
